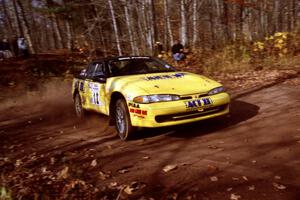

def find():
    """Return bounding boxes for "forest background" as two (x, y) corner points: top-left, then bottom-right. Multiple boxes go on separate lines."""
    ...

(1, 0), (299, 72)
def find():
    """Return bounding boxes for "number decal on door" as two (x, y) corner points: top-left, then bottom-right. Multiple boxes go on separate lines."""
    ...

(92, 91), (100, 105)
(90, 83), (102, 106)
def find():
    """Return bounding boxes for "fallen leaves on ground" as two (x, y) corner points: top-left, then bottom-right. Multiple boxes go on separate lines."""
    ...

(90, 159), (97, 167)
(117, 165), (132, 174)
(99, 171), (111, 180)
(274, 175), (281, 180)
(167, 193), (178, 200)
(248, 185), (255, 191)
(207, 164), (219, 173)
(163, 165), (178, 173)
(123, 181), (146, 195)
(210, 176), (218, 182)
(230, 193), (241, 200)
(118, 168), (129, 174)
(272, 182), (287, 190)
(57, 166), (69, 179)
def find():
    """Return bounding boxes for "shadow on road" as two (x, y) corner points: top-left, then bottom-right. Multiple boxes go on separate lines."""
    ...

(132, 100), (259, 140)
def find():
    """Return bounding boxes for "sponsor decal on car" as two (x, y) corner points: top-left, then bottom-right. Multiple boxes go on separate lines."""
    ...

(185, 98), (213, 111)
(129, 108), (148, 118)
(144, 73), (186, 81)
(128, 102), (140, 108)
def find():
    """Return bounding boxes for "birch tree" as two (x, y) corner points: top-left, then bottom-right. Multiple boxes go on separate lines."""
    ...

(180, 0), (188, 46)
(108, 0), (122, 56)
(192, 0), (204, 49)
(163, 0), (173, 48)
(16, 0), (35, 54)
(1, 0), (14, 39)
(123, 0), (135, 54)
(12, 0), (23, 37)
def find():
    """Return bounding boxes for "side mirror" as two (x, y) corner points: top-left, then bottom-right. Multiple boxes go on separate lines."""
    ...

(93, 73), (107, 83)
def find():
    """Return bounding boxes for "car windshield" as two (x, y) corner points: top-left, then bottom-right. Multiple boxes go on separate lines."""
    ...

(108, 57), (176, 76)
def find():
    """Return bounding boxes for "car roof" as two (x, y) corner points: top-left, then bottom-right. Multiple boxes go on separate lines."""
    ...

(92, 56), (152, 63)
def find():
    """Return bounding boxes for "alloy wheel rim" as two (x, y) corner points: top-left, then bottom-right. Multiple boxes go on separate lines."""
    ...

(116, 107), (125, 137)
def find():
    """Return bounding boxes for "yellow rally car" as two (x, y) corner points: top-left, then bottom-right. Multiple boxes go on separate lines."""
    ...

(72, 56), (230, 140)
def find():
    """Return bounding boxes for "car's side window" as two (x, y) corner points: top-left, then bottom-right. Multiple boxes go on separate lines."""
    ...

(86, 63), (96, 79)
(93, 62), (104, 77)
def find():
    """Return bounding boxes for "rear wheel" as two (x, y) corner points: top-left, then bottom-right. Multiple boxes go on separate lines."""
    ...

(115, 99), (135, 140)
(74, 93), (85, 118)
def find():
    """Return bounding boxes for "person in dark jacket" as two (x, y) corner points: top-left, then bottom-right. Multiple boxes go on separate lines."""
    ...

(0, 39), (13, 59)
(171, 40), (185, 61)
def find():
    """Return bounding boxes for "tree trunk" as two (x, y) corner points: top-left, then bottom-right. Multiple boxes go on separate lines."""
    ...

(180, 0), (188, 46)
(237, 0), (244, 40)
(163, 0), (173, 49)
(223, 0), (231, 43)
(209, 4), (216, 49)
(292, 0), (297, 29)
(128, 1), (139, 55)
(214, 0), (223, 45)
(141, 1), (152, 54)
(149, 0), (157, 44)
(273, 0), (280, 33)
(1, 0), (14, 38)
(98, 25), (108, 56)
(65, 19), (72, 50)
(51, 13), (63, 49)
(108, 0), (122, 56)
(192, 0), (197, 49)
(26, 1), (40, 52)
(16, 0), (35, 54)
(43, 17), (54, 50)
(124, 1), (135, 54)
(12, 0), (23, 37)
(192, 0), (204, 49)
(259, 0), (266, 38)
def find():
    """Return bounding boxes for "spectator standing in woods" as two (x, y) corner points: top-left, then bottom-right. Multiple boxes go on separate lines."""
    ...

(171, 40), (185, 61)
(0, 39), (4, 60)
(0, 38), (13, 59)
(17, 37), (29, 58)
(12, 37), (19, 57)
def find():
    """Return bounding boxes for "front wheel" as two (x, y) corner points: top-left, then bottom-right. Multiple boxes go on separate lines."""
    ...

(115, 99), (135, 140)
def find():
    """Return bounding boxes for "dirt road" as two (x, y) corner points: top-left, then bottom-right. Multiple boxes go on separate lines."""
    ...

(1, 78), (300, 199)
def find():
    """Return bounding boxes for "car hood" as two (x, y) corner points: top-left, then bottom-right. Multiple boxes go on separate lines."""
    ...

(107, 72), (222, 96)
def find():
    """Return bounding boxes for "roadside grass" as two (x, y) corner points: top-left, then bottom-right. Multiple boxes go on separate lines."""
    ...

(166, 31), (300, 75)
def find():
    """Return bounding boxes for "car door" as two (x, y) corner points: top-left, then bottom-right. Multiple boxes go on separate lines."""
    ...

(75, 63), (92, 110)
(85, 62), (107, 114)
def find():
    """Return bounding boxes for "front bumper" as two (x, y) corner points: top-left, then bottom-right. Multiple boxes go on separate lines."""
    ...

(128, 92), (230, 128)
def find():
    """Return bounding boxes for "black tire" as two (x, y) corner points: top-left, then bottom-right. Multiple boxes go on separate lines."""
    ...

(114, 99), (135, 140)
(74, 93), (85, 118)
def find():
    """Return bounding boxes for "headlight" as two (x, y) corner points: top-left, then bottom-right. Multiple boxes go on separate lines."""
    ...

(133, 94), (180, 104)
(208, 86), (225, 95)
